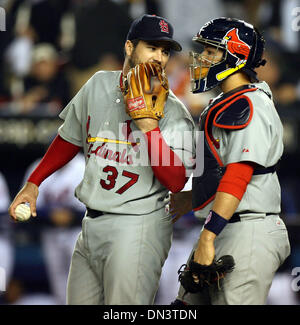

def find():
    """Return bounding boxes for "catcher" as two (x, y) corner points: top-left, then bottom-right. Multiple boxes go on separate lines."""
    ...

(171, 18), (290, 305)
(8, 14), (195, 305)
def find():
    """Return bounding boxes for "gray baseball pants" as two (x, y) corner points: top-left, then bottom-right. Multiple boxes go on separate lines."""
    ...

(66, 208), (172, 305)
(177, 214), (291, 305)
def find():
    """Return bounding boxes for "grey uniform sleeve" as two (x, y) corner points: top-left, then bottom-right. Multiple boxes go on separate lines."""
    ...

(58, 80), (89, 147)
(160, 117), (196, 170)
(159, 92), (196, 171)
(219, 99), (283, 168)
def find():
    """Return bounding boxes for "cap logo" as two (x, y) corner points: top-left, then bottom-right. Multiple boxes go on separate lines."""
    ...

(159, 19), (169, 33)
(224, 28), (250, 64)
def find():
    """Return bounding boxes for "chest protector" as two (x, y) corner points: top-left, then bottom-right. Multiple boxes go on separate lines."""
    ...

(192, 86), (257, 211)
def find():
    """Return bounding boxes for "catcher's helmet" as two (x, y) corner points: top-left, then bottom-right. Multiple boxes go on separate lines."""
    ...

(190, 17), (266, 93)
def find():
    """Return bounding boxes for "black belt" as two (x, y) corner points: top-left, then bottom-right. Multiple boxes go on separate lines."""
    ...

(86, 208), (104, 218)
(253, 165), (276, 175)
(229, 212), (274, 223)
(220, 165), (276, 177)
(87, 208), (274, 221)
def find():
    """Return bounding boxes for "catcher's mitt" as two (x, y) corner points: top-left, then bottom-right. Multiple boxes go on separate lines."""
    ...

(178, 254), (235, 294)
(122, 62), (169, 120)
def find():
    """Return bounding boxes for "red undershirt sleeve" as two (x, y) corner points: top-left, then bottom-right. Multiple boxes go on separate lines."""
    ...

(217, 162), (255, 200)
(27, 135), (82, 187)
(145, 127), (186, 193)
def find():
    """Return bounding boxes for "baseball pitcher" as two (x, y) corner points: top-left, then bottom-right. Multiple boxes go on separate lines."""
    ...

(9, 15), (195, 305)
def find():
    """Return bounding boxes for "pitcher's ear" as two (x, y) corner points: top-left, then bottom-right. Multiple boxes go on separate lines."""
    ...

(125, 40), (134, 56)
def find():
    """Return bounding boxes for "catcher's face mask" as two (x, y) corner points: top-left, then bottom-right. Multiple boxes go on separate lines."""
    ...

(189, 40), (226, 93)
(190, 17), (267, 93)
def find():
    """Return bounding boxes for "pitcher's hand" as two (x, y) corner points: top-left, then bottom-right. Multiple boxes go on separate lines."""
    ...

(170, 190), (192, 223)
(8, 182), (39, 221)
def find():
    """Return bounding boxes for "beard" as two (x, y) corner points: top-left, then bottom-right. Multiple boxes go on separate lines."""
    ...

(126, 45), (165, 70)
(128, 47), (140, 69)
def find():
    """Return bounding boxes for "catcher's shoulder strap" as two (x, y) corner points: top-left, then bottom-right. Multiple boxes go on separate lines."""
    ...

(213, 93), (254, 129)
(202, 85), (257, 132)
(192, 86), (257, 212)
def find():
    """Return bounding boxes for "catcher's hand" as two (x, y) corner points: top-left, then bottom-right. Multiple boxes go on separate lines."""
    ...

(122, 62), (169, 120)
(178, 254), (235, 294)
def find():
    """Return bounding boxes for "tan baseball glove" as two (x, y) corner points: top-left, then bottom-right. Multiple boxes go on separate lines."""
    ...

(122, 62), (169, 120)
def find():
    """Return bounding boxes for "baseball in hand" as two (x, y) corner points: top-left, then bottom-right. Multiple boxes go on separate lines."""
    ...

(15, 203), (31, 222)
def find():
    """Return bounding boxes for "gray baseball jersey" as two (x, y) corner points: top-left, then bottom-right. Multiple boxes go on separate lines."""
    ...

(177, 81), (290, 305)
(58, 70), (195, 215)
(58, 70), (195, 304)
(195, 81), (284, 219)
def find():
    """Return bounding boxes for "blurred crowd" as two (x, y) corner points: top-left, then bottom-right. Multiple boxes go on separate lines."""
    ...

(0, 0), (300, 305)
(0, 0), (299, 118)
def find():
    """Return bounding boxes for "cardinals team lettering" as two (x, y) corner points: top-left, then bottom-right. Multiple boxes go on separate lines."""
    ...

(90, 143), (133, 165)
(86, 117), (140, 165)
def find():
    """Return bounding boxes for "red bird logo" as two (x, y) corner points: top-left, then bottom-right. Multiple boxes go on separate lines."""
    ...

(224, 28), (250, 64)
